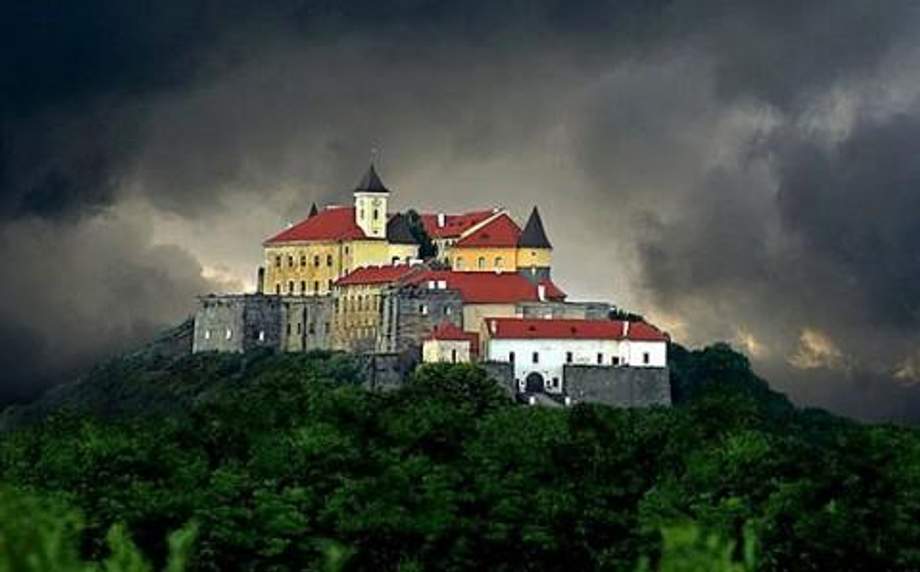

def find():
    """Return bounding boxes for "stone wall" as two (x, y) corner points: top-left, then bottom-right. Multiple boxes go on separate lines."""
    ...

(479, 361), (516, 398)
(356, 350), (418, 391)
(281, 296), (334, 352)
(378, 286), (464, 353)
(193, 295), (284, 353)
(517, 300), (613, 320)
(564, 365), (671, 407)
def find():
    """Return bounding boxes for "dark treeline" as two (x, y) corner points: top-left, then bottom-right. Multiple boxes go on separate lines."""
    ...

(1, 345), (919, 570)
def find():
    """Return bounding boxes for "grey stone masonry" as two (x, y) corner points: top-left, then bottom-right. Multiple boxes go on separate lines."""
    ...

(193, 294), (333, 354)
(193, 294), (284, 353)
(517, 300), (613, 320)
(377, 285), (464, 353)
(281, 296), (334, 352)
(564, 365), (671, 407)
(479, 361), (517, 399)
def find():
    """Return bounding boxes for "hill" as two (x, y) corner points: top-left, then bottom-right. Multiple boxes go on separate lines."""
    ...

(1, 331), (919, 570)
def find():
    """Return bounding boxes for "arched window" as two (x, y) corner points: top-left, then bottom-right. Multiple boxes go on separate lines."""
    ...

(456, 257), (464, 270)
(300, 281), (306, 294)
(327, 254), (333, 266)
(495, 257), (503, 268)
(478, 257), (486, 269)
(288, 281), (294, 294)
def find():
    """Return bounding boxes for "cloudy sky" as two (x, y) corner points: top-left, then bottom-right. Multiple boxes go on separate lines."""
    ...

(3, 1), (920, 421)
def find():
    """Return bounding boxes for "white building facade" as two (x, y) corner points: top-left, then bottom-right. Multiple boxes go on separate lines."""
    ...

(483, 318), (668, 394)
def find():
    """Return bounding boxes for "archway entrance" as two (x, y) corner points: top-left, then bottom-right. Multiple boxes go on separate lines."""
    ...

(525, 372), (545, 393)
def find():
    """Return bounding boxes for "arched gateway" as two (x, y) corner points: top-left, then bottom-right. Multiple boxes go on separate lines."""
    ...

(525, 372), (545, 393)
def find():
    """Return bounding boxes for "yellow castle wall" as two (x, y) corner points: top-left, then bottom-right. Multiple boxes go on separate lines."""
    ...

(264, 242), (343, 296)
(332, 282), (385, 351)
(516, 247), (552, 268)
(448, 247), (519, 272)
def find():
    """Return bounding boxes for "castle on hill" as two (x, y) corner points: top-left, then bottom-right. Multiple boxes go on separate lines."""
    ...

(193, 163), (671, 407)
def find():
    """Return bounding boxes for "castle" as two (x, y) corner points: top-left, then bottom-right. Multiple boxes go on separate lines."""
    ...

(193, 163), (671, 407)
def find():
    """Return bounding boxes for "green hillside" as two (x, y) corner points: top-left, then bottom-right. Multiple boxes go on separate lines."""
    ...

(1, 336), (919, 571)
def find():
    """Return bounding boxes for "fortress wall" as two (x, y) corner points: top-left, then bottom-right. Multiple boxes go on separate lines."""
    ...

(479, 361), (516, 398)
(564, 365), (671, 407)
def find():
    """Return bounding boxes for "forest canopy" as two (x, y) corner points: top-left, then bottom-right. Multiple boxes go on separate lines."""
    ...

(1, 344), (919, 571)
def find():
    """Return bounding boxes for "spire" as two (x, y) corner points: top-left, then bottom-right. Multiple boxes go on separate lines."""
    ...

(518, 207), (552, 249)
(309, 202), (318, 217)
(354, 163), (390, 193)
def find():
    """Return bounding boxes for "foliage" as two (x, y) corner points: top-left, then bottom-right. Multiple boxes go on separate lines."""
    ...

(404, 209), (436, 259)
(0, 485), (196, 572)
(1, 345), (920, 570)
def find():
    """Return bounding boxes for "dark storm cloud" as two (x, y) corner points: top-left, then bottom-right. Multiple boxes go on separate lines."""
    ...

(2, 1), (920, 419)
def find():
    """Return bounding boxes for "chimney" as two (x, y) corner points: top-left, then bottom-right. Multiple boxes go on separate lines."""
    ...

(256, 267), (265, 294)
(437, 213), (446, 227)
(537, 284), (546, 302)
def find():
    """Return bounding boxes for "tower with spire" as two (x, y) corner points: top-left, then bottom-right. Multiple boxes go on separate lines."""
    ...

(353, 162), (390, 239)
(517, 206), (553, 283)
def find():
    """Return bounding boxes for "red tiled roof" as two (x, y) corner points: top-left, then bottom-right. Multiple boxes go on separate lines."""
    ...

(455, 213), (521, 248)
(420, 210), (496, 239)
(538, 279), (566, 300)
(335, 264), (422, 286)
(425, 322), (480, 355)
(487, 318), (669, 342)
(265, 206), (367, 244)
(425, 321), (472, 341)
(405, 270), (566, 304)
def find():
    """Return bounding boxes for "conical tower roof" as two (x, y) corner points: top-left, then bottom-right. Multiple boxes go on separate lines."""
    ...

(518, 207), (552, 248)
(354, 163), (390, 193)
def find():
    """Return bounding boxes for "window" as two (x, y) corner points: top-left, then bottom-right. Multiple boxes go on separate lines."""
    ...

(443, 306), (452, 316)
(275, 284), (281, 295)
(552, 377), (559, 389)
(324, 321), (330, 333)
(345, 246), (350, 255)
(478, 256), (486, 269)
(258, 330), (265, 342)
(300, 281), (306, 294)
(286, 323), (291, 335)
(532, 351), (539, 364)
(328, 279), (333, 291)
(643, 352), (650, 365)
(275, 255), (282, 267)
(288, 255), (294, 267)
(288, 281), (294, 294)
(509, 351), (515, 363)
(204, 329), (211, 340)
(309, 323), (315, 334)
(358, 295), (364, 310)
(392, 256), (400, 264)
(327, 254), (333, 266)
(296, 323), (302, 334)
(495, 257), (503, 268)
(566, 351), (573, 363)
(225, 328), (232, 340)
(456, 257), (464, 270)
(300, 255), (307, 267)
(612, 356), (620, 366)
(597, 353), (603, 364)
(313, 280), (319, 293)
(313, 255), (320, 267)
(451, 349), (458, 363)
(419, 303), (428, 315)
(373, 208), (379, 220)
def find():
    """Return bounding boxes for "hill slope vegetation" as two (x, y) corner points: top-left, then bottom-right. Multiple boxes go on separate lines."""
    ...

(1, 338), (919, 570)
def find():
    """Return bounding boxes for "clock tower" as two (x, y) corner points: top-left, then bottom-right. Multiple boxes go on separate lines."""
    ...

(353, 163), (390, 239)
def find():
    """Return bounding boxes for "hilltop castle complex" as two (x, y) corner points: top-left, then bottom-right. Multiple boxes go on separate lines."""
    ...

(193, 164), (671, 407)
